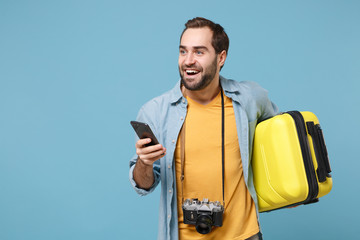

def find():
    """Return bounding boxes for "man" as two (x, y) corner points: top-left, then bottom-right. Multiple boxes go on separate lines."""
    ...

(129, 17), (278, 240)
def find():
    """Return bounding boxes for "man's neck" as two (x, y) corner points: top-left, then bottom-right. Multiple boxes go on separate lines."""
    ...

(182, 77), (221, 105)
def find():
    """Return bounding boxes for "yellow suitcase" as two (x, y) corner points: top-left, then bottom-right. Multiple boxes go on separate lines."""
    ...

(252, 111), (332, 212)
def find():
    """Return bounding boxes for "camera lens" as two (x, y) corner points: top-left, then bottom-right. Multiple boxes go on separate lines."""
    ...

(195, 214), (213, 234)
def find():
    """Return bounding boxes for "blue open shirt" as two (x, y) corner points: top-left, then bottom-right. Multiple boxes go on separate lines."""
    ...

(129, 76), (278, 240)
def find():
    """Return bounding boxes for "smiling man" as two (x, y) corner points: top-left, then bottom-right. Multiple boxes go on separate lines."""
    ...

(129, 17), (278, 240)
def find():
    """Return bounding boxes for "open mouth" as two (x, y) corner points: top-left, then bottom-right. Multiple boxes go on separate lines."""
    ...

(185, 69), (200, 76)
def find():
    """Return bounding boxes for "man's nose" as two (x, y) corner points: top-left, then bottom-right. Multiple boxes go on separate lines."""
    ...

(184, 53), (196, 66)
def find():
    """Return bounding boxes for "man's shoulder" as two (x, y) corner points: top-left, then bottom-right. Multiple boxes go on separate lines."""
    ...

(222, 77), (268, 95)
(136, 82), (182, 128)
(139, 81), (181, 112)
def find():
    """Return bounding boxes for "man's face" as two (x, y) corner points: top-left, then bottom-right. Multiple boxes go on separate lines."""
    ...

(178, 27), (220, 91)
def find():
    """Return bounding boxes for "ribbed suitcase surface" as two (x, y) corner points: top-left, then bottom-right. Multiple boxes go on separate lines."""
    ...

(252, 111), (332, 212)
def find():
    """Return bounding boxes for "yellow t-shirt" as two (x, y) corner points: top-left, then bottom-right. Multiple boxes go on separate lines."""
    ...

(175, 91), (259, 240)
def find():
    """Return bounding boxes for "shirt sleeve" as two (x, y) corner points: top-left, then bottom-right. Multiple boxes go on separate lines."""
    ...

(129, 154), (161, 196)
(253, 82), (279, 122)
(260, 96), (279, 122)
(128, 103), (162, 196)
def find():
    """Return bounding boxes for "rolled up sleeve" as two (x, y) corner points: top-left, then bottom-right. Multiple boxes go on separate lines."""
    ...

(129, 155), (161, 196)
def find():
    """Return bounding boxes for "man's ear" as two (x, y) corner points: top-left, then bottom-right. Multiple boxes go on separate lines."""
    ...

(218, 50), (227, 68)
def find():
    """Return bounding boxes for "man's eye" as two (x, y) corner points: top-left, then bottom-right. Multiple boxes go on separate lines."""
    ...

(196, 51), (203, 55)
(180, 50), (187, 55)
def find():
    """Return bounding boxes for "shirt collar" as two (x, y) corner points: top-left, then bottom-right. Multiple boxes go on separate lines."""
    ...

(220, 75), (239, 93)
(170, 80), (184, 104)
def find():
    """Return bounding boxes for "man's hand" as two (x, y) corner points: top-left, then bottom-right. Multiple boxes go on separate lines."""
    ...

(136, 138), (166, 166)
(133, 138), (166, 189)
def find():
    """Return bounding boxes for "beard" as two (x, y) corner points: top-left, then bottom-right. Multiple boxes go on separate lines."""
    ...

(179, 57), (218, 91)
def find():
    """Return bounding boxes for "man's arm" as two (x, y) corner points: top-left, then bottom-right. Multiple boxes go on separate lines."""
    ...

(261, 99), (279, 121)
(255, 84), (279, 121)
(132, 138), (166, 189)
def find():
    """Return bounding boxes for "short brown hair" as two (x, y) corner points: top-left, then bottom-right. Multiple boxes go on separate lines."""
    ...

(180, 17), (229, 55)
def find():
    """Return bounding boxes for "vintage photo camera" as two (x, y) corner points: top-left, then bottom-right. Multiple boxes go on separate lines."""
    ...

(182, 198), (224, 234)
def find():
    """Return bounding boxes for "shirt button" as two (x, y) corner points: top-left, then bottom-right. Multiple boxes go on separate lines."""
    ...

(172, 140), (175, 144)
(182, 99), (185, 103)
(180, 116), (184, 121)
(169, 189), (172, 193)
(168, 215), (171, 219)
(168, 165), (171, 169)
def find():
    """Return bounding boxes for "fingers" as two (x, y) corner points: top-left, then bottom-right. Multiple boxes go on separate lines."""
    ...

(136, 138), (166, 165)
(135, 138), (153, 148)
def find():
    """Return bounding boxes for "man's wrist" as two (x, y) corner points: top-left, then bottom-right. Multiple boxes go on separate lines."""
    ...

(137, 156), (153, 167)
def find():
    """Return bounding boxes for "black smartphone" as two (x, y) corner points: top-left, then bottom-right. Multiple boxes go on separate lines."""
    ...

(130, 121), (159, 147)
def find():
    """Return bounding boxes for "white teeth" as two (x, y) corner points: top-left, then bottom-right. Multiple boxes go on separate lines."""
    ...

(186, 70), (199, 74)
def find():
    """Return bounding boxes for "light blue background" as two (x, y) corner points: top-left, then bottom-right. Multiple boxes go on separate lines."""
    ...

(1, 0), (359, 239)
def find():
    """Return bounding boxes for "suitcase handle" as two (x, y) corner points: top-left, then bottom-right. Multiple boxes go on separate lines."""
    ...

(306, 121), (332, 182)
